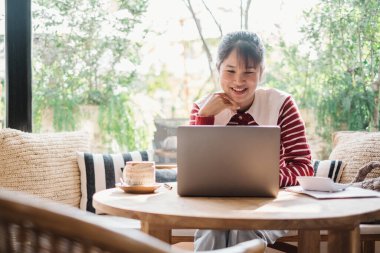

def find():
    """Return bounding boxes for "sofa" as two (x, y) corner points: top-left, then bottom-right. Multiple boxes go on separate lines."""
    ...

(0, 129), (171, 236)
(0, 128), (379, 252)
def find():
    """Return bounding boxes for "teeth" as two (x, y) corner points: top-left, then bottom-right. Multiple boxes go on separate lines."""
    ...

(232, 87), (246, 92)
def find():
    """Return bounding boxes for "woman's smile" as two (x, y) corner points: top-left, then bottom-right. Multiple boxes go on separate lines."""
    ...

(231, 87), (248, 95)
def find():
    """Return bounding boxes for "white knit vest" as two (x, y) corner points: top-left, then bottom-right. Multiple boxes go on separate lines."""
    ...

(195, 87), (289, 126)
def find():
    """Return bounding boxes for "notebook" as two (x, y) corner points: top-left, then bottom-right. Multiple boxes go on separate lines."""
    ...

(177, 125), (280, 197)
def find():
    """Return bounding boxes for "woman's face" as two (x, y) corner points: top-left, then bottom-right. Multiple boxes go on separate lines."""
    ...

(219, 48), (262, 111)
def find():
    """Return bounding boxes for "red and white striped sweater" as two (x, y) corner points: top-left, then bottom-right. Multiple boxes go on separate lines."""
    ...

(189, 88), (313, 188)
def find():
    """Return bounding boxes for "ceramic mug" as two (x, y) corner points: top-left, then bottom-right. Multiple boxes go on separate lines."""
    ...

(123, 161), (155, 186)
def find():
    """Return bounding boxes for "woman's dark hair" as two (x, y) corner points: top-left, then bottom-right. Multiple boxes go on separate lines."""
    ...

(216, 31), (265, 71)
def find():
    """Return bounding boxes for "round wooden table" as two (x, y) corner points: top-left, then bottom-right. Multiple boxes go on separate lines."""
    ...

(93, 185), (380, 253)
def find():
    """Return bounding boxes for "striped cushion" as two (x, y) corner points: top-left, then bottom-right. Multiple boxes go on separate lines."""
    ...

(77, 150), (153, 213)
(312, 160), (345, 182)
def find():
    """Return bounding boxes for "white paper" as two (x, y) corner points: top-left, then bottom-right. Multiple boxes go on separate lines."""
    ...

(285, 186), (380, 199)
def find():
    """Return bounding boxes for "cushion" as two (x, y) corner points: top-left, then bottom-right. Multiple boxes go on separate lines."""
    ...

(77, 150), (154, 213)
(312, 160), (345, 182)
(0, 128), (89, 207)
(156, 169), (177, 183)
(329, 131), (380, 183)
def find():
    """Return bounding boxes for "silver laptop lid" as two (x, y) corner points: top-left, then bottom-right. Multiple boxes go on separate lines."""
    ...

(177, 126), (280, 197)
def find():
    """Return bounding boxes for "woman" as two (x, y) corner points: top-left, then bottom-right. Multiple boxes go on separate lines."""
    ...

(189, 30), (313, 250)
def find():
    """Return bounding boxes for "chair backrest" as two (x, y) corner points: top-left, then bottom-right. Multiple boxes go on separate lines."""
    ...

(0, 188), (174, 253)
(153, 118), (187, 149)
(0, 188), (265, 253)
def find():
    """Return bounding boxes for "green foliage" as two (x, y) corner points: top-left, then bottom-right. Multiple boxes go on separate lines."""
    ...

(98, 93), (136, 150)
(145, 67), (171, 96)
(304, 0), (380, 136)
(32, 0), (150, 151)
(269, 0), (380, 146)
(265, 39), (317, 109)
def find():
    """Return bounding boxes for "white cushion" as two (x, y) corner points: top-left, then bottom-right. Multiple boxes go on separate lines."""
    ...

(0, 128), (89, 207)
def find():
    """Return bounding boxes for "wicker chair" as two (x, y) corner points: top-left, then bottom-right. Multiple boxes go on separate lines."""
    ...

(0, 188), (265, 253)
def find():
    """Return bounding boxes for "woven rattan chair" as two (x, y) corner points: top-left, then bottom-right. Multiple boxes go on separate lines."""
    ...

(0, 188), (265, 253)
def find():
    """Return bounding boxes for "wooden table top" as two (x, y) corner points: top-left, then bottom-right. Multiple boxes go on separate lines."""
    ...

(93, 185), (380, 230)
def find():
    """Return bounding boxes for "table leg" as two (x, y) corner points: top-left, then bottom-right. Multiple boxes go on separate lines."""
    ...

(298, 229), (320, 253)
(328, 225), (360, 253)
(141, 221), (172, 244)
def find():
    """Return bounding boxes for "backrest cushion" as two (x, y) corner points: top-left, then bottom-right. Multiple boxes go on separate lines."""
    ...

(312, 160), (345, 182)
(329, 131), (380, 183)
(77, 150), (154, 213)
(0, 128), (89, 207)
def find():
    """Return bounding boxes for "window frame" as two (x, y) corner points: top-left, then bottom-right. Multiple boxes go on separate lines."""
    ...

(5, 0), (32, 131)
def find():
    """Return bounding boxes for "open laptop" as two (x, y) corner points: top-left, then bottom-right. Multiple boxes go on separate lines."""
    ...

(177, 125), (280, 197)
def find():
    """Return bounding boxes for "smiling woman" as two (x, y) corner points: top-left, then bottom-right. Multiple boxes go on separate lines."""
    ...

(216, 31), (264, 112)
(191, 30), (313, 187)
(189, 30), (314, 251)
(197, 33), (264, 116)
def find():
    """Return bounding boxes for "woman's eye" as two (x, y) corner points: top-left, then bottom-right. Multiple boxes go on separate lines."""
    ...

(245, 71), (255, 75)
(227, 70), (235, 73)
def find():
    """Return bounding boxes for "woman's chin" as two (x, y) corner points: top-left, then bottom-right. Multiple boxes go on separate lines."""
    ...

(235, 95), (246, 101)
(231, 96), (254, 111)
(231, 95), (249, 105)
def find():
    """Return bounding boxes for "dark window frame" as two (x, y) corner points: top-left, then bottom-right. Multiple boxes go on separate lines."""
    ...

(5, 0), (32, 132)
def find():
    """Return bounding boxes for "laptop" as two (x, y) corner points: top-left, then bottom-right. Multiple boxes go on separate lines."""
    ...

(177, 125), (280, 197)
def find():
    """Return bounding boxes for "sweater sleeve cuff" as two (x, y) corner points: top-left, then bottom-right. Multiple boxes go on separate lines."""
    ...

(195, 115), (214, 125)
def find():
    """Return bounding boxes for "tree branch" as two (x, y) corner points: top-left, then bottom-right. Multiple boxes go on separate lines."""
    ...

(244, 0), (252, 30)
(183, 0), (216, 87)
(201, 0), (223, 38)
(240, 0), (243, 29)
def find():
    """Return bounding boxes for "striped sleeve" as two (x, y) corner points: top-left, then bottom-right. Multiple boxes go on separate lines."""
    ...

(277, 96), (313, 187)
(189, 103), (215, 125)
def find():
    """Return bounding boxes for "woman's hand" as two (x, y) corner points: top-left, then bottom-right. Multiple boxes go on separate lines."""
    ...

(198, 93), (240, 117)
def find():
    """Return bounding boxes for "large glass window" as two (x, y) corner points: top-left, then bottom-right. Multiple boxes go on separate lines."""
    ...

(1, 0), (375, 162)
(31, 0), (332, 161)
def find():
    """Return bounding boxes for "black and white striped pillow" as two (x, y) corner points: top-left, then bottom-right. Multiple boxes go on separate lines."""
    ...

(77, 150), (153, 213)
(312, 159), (345, 182)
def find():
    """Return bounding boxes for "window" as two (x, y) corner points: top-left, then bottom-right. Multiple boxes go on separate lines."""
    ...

(30, 0), (321, 160)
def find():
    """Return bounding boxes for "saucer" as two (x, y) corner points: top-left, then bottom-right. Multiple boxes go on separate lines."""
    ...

(115, 183), (161, 194)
